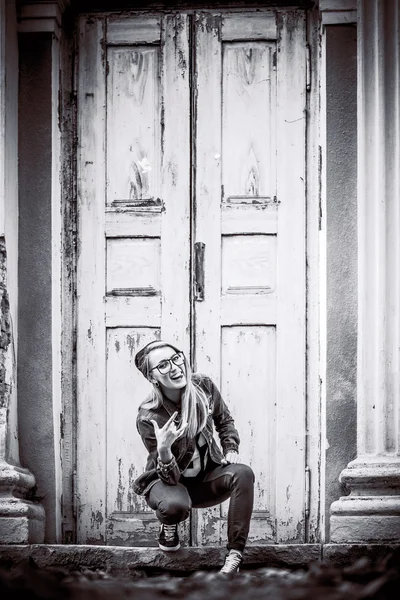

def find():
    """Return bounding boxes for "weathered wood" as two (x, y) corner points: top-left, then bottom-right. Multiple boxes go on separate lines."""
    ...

(105, 296), (161, 328)
(160, 13), (191, 352)
(195, 10), (306, 545)
(77, 9), (307, 548)
(221, 234), (276, 293)
(106, 238), (161, 293)
(107, 16), (161, 45)
(106, 328), (154, 517)
(220, 295), (277, 326)
(221, 205), (278, 235)
(274, 9), (306, 542)
(221, 326), (277, 543)
(305, 7), (323, 542)
(107, 45), (161, 204)
(194, 11), (224, 547)
(105, 210), (162, 237)
(78, 13), (191, 547)
(222, 42), (274, 199)
(76, 16), (107, 544)
(222, 12), (276, 41)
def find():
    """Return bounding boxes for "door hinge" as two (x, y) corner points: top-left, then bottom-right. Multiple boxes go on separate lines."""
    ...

(194, 242), (205, 302)
(306, 44), (311, 92)
(305, 466), (311, 519)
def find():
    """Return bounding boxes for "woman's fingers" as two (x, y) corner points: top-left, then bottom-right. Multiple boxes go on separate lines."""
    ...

(149, 419), (159, 433)
(223, 451), (240, 464)
(165, 411), (178, 428)
(175, 422), (188, 439)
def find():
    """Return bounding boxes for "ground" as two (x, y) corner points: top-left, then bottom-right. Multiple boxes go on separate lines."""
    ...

(0, 555), (399, 599)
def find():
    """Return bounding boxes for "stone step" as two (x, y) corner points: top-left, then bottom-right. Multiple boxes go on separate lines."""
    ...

(0, 544), (319, 572)
(1, 544), (400, 574)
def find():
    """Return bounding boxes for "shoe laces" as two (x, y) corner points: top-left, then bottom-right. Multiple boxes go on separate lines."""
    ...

(220, 550), (242, 573)
(162, 524), (177, 541)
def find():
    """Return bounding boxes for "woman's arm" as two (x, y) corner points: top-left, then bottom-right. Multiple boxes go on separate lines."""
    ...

(207, 378), (240, 455)
(137, 415), (184, 486)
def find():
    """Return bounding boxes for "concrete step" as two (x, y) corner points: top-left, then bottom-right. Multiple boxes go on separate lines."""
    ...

(1, 544), (400, 574)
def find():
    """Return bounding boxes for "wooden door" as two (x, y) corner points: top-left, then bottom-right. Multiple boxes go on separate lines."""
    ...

(194, 11), (307, 544)
(76, 9), (307, 546)
(76, 13), (192, 544)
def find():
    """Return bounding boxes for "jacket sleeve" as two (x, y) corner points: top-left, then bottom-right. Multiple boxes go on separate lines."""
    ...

(136, 417), (181, 486)
(207, 378), (240, 454)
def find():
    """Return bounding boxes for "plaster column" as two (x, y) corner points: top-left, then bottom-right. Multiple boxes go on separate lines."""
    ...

(330, 0), (400, 542)
(17, 0), (70, 543)
(0, 0), (45, 544)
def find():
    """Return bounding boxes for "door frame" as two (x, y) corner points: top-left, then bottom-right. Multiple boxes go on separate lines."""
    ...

(59, 4), (322, 544)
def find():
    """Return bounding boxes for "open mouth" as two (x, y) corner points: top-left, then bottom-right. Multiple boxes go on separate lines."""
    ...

(170, 372), (184, 381)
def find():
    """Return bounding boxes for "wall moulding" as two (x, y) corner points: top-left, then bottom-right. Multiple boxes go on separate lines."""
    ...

(17, 1), (70, 36)
(319, 0), (357, 25)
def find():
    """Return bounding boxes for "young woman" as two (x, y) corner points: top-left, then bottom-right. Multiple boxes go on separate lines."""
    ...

(133, 340), (255, 574)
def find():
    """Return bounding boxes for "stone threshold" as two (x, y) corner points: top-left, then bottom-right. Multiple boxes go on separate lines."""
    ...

(0, 544), (400, 572)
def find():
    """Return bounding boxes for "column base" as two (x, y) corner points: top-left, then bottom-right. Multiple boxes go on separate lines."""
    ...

(0, 462), (45, 544)
(330, 457), (400, 543)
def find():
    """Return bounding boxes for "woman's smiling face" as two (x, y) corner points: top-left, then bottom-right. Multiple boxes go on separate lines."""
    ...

(148, 346), (187, 392)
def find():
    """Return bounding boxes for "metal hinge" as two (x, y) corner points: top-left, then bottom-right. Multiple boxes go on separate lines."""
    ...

(194, 242), (205, 302)
(305, 466), (311, 518)
(306, 44), (311, 92)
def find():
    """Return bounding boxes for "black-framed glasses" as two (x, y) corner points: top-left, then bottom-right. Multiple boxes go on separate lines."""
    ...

(150, 352), (185, 375)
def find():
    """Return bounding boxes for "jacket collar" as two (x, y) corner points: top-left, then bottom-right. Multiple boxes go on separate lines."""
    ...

(160, 394), (181, 420)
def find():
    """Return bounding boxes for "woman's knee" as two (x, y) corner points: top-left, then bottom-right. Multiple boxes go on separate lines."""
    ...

(157, 491), (192, 523)
(232, 463), (255, 486)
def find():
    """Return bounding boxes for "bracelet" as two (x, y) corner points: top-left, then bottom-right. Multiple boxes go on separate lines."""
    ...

(157, 456), (175, 472)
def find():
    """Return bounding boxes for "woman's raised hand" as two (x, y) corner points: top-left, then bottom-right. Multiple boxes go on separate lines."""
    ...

(150, 411), (187, 452)
(221, 451), (240, 465)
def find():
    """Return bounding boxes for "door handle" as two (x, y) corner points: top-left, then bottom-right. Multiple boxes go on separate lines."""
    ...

(194, 242), (205, 302)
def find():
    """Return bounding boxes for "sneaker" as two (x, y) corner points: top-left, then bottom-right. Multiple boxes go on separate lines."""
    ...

(158, 523), (180, 551)
(219, 549), (243, 574)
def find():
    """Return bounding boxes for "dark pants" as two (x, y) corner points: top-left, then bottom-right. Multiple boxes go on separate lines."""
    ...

(146, 463), (255, 552)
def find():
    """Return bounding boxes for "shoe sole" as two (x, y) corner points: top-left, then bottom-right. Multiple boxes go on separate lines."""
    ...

(219, 568), (240, 574)
(158, 542), (181, 552)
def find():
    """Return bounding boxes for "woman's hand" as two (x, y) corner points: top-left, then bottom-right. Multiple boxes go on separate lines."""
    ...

(150, 411), (187, 458)
(221, 451), (240, 465)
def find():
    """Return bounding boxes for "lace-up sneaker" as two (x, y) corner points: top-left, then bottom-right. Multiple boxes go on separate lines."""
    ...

(158, 523), (180, 551)
(219, 549), (243, 574)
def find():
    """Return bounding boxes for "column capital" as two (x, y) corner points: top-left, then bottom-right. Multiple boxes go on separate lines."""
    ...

(17, 1), (70, 38)
(319, 0), (357, 25)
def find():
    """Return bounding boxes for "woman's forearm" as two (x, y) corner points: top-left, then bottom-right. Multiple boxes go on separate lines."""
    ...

(158, 445), (173, 463)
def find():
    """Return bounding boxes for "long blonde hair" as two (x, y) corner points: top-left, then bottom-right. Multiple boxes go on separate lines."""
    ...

(136, 341), (209, 439)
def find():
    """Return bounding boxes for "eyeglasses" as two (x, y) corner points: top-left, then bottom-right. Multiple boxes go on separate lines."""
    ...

(150, 352), (185, 375)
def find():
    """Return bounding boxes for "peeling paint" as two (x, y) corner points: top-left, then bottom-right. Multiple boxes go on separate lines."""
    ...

(197, 13), (221, 41)
(116, 457), (125, 511)
(90, 510), (104, 531)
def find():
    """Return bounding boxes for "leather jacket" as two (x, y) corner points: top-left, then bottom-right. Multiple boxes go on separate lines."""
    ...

(133, 374), (240, 496)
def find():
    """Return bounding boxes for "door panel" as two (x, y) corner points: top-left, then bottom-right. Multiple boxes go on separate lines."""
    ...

(194, 10), (306, 544)
(77, 14), (191, 545)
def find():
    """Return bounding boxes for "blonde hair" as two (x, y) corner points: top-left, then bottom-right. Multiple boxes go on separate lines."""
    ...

(136, 341), (209, 439)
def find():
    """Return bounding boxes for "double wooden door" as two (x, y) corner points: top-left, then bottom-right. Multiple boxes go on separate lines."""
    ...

(77, 9), (307, 546)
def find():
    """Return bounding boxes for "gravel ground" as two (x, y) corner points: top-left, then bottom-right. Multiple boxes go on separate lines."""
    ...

(0, 555), (399, 599)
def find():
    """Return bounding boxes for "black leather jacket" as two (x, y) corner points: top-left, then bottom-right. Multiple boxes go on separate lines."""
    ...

(133, 374), (240, 496)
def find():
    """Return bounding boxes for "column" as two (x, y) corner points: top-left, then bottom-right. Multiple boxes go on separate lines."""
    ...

(330, 0), (400, 542)
(0, 0), (45, 544)
(17, 0), (70, 543)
